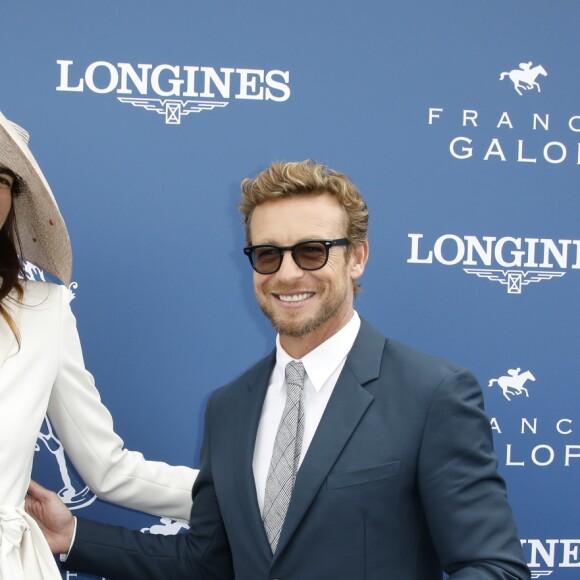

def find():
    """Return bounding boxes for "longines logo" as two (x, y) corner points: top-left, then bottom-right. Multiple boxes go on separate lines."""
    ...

(56, 59), (291, 125)
(427, 60), (580, 165)
(521, 538), (580, 577)
(408, 233), (576, 294)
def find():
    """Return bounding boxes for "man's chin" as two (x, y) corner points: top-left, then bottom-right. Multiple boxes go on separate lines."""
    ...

(261, 309), (317, 338)
(272, 309), (335, 338)
(277, 323), (317, 338)
(259, 297), (346, 340)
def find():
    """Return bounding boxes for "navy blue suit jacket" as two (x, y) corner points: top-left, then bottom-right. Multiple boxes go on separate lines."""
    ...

(65, 319), (529, 579)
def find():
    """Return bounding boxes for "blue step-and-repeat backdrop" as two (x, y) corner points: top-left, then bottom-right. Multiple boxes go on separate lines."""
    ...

(3, 2), (579, 578)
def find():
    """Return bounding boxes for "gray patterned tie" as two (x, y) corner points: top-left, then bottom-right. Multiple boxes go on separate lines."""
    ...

(262, 360), (306, 553)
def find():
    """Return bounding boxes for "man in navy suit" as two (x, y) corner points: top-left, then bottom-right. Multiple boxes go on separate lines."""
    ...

(27, 160), (530, 579)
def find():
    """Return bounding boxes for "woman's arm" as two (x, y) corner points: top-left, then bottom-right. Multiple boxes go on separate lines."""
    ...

(47, 284), (197, 521)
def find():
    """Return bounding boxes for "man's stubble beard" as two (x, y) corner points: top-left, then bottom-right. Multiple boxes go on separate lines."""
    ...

(256, 285), (349, 339)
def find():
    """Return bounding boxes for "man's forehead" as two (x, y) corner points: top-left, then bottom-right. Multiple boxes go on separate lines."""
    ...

(251, 210), (344, 243)
(252, 195), (344, 221)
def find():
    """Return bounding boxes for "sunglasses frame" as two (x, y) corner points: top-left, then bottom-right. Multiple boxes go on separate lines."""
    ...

(243, 238), (349, 274)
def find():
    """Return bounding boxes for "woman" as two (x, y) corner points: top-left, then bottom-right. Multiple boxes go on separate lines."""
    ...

(0, 110), (197, 579)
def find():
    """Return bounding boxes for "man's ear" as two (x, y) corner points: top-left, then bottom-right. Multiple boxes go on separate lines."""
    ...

(350, 240), (369, 281)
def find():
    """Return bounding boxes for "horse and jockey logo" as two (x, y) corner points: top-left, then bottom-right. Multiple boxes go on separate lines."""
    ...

(141, 518), (189, 535)
(499, 62), (548, 96)
(488, 368), (536, 401)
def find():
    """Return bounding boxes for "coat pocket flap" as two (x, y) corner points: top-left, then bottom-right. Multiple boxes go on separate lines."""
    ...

(327, 460), (401, 490)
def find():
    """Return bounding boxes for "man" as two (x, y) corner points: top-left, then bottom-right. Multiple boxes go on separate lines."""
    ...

(27, 160), (530, 579)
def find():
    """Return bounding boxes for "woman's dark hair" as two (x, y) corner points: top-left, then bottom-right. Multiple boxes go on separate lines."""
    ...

(0, 169), (25, 343)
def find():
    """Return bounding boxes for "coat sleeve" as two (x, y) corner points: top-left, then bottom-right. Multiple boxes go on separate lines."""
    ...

(417, 367), (530, 579)
(46, 284), (197, 521)
(63, 395), (233, 580)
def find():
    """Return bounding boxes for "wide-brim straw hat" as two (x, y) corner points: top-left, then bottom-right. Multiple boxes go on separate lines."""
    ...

(0, 110), (72, 285)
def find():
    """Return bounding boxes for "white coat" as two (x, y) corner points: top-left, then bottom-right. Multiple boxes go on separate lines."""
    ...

(0, 280), (197, 579)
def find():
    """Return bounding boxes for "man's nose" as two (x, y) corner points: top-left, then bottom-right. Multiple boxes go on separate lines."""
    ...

(275, 250), (305, 280)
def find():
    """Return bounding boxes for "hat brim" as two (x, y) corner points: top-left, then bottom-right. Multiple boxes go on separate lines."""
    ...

(0, 111), (72, 285)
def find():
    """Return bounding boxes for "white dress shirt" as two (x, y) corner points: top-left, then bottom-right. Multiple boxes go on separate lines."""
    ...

(252, 312), (361, 514)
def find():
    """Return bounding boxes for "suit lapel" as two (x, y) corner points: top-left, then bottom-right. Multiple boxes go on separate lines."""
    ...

(273, 320), (386, 559)
(234, 350), (277, 559)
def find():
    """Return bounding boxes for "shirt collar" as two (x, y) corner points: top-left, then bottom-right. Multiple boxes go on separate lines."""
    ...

(275, 311), (361, 392)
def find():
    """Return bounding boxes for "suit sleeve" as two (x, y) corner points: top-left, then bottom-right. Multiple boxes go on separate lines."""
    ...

(63, 395), (233, 580)
(46, 285), (197, 521)
(417, 367), (530, 579)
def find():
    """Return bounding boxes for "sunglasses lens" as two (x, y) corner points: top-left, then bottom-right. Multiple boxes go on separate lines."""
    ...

(252, 247), (282, 274)
(294, 242), (328, 270)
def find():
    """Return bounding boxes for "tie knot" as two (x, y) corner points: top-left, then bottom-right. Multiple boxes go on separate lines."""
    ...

(285, 360), (306, 389)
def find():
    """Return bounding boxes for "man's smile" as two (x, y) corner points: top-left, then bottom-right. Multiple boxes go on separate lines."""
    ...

(274, 292), (315, 303)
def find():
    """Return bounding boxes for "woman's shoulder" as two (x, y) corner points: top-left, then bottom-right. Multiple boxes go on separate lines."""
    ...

(19, 279), (70, 307)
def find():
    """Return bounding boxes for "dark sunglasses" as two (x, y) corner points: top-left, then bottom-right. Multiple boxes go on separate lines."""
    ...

(243, 238), (349, 275)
